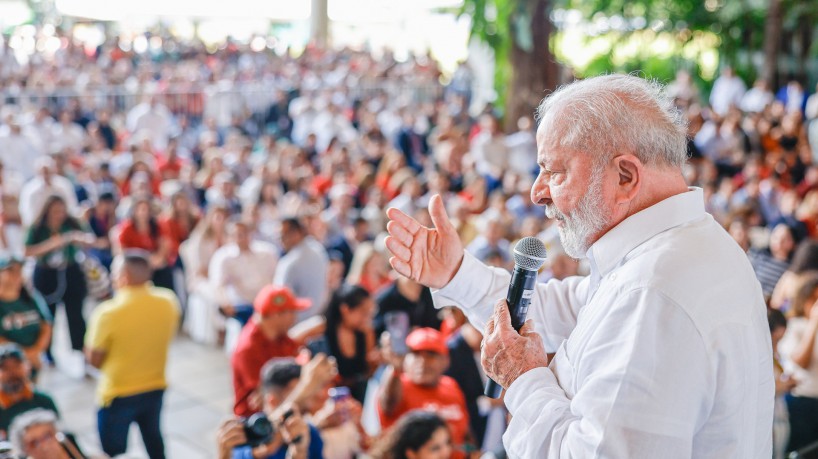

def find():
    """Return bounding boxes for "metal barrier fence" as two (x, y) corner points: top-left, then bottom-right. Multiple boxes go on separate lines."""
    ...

(0, 81), (446, 126)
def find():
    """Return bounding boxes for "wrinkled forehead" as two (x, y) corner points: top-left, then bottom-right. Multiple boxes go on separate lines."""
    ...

(535, 113), (573, 164)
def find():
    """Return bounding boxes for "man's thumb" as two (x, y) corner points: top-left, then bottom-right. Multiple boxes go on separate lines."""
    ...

(429, 194), (455, 235)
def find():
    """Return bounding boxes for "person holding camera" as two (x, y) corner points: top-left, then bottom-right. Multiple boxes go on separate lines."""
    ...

(218, 357), (328, 459)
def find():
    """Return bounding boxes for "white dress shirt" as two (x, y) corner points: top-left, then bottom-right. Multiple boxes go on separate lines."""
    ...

(0, 132), (43, 180)
(433, 188), (774, 458)
(18, 175), (80, 226)
(209, 241), (278, 306)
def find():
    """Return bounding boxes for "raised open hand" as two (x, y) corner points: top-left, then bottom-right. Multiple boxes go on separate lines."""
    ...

(385, 194), (464, 289)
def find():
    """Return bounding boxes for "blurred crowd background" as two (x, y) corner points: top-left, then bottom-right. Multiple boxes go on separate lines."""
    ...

(0, 5), (813, 458)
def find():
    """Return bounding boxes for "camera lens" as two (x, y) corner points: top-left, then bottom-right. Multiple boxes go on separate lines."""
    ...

(243, 413), (274, 447)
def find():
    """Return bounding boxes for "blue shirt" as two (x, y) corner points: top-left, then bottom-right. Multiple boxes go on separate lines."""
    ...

(232, 425), (324, 459)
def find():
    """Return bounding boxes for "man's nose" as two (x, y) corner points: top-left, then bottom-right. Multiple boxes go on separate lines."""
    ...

(531, 176), (551, 206)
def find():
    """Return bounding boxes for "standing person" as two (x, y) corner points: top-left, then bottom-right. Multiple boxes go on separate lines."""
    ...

(768, 308), (795, 459)
(24, 195), (93, 360)
(84, 250), (180, 459)
(384, 74), (773, 457)
(0, 254), (51, 375)
(778, 273), (818, 453)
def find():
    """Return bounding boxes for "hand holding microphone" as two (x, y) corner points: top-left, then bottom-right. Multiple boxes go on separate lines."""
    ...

(482, 237), (549, 398)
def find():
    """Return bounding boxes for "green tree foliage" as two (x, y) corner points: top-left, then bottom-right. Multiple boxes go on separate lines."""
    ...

(462, 0), (818, 113)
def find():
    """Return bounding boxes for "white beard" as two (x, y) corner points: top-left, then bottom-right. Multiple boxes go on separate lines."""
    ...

(545, 173), (609, 259)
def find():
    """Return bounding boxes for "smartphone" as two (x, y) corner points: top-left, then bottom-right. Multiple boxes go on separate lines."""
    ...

(384, 311), (410, 356)
(308, 336), (331, 357)
(329, 386), (351, 422)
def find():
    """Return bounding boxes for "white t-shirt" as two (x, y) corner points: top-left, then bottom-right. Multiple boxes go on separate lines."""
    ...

(778, 317), (818, 398)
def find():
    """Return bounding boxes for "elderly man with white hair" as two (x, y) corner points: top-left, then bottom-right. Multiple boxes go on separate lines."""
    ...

(18, 157), (79, 227)
(385, 74), (773, 458)
(8, 409), (83, 459)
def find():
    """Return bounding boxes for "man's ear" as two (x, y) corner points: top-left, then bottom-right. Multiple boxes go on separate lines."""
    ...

(613, 154), (642, 204)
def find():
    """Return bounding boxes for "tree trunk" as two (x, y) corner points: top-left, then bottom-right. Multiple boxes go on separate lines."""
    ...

(762, 0), (783, 88)
(505, 0), (560, 132)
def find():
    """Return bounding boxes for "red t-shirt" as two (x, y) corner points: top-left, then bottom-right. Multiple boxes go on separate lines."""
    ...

(117, 220), (160, 252)
(159, 215), (197, 265)
(231, 320), (300, 416)
(378, 374), (470, 454)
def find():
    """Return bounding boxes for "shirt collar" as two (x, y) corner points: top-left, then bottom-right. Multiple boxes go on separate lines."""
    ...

(586, 187), (705, 278)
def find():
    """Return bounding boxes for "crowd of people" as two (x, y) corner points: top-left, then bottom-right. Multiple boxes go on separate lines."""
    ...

(0, 23), (814, 459)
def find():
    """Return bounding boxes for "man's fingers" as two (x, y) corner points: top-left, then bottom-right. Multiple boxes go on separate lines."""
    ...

(386, 207), (421, 234)
(386, 220), (414, 246)
(428, 194), (455, 235)
(389, 256), (413, 279)
(493, 300), (513, 330)
(385, 236), (411, 261)
(484, 315), (496, 336)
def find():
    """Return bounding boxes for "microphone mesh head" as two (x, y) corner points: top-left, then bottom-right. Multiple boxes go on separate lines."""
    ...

(513, 237), (547, 271)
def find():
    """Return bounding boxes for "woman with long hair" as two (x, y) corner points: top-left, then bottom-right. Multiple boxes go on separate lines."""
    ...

(114, 198), (174, 290)
(369, 411), (453, 459)
(159, 190), (200, 269)
(321, 284), (378, 403)
(24, 195), (93, 356)
(178, 204), (229, 344)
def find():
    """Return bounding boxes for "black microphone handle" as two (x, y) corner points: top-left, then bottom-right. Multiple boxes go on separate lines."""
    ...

(485, 266), (538, 399)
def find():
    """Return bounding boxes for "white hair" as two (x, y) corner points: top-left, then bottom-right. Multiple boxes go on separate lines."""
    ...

(536, 74), (688, 169)
(9, 408), (59, 454)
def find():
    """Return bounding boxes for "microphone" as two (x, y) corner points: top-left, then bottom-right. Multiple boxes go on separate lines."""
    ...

(484, 236), (547, 399)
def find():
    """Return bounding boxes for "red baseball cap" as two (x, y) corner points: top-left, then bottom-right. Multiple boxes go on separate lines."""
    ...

(253, 285), (312, 316)
(405, 328), (448, 356)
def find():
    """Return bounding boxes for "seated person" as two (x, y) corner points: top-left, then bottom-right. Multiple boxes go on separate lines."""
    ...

(218, 356), (335, 459)
(9, 408), (85, 459)
(231, 286), (311, 417)
(0, 345), (58, 436)
(369, 410), (453, 459)
(0, 254), (51, 376)
(210, 218), (278, 326)
(378, 328), (471, 458)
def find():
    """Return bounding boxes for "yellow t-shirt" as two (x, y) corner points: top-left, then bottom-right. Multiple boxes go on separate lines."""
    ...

(85, 284), (180, 406)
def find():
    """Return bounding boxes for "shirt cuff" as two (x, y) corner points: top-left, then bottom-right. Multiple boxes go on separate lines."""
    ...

(432, 251), (492, 309)
(505, 366), (560, 423)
